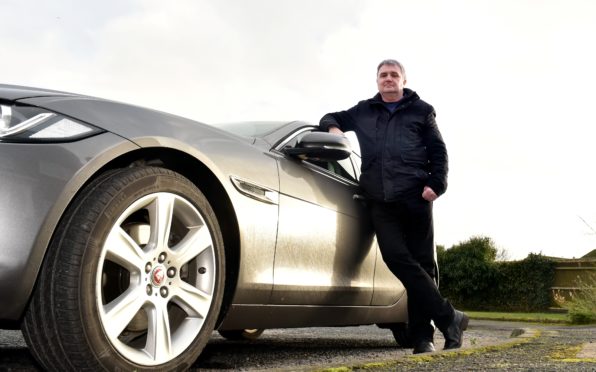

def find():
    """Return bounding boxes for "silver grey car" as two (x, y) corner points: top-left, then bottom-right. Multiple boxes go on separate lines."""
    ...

(0, 84), (410, 371)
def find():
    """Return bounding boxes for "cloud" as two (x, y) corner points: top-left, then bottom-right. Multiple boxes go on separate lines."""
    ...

(2, 0), (596, 258)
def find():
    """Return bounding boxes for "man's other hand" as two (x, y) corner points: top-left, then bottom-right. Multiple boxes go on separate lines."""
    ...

(422, 186), (438, 202)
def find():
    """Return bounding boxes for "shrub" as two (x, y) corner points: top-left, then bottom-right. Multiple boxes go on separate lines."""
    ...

(492, 254), (556, 311)
(438, 237), (556, 311)
(437, 236), (498, 307)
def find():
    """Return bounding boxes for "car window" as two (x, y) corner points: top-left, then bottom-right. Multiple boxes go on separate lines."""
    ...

(307, 157), (357, 182)
(350, 152), (361, 175)
(281, 129), (359, 183)
(280, 129), (308, 149)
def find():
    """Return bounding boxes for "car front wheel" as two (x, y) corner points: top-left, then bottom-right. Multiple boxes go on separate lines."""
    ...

(22, 167), (225, 371)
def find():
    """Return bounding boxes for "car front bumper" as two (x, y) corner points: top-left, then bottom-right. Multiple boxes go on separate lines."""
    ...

(0, 133), (138, 321)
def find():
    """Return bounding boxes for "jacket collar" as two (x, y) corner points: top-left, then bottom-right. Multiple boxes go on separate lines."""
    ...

(370, 88), (419, 106)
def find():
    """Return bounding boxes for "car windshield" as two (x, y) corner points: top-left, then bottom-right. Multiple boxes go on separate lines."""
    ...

(212, 121), (287, 137)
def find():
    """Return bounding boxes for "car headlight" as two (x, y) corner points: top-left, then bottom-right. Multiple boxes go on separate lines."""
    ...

(0, 103), (103, 142)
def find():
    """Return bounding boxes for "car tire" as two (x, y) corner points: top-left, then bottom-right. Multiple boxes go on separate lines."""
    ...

(22, 166), (225, 371)
(389, 323), (413, 348)
(218, 329), (265, 340)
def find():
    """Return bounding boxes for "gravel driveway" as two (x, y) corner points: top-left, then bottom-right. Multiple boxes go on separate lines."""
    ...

(194, 321), (513, 371)
(0, 320), (593, 371)
(344, 323), (596, 371)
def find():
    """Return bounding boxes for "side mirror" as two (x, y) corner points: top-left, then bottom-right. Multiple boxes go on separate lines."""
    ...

(283, 132), (352, 161)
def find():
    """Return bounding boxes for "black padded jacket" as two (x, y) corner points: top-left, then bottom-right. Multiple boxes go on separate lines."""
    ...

(319, 88), (448, 202)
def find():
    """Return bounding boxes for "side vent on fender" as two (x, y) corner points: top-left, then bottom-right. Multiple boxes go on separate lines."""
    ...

(230, 176), (279, 205)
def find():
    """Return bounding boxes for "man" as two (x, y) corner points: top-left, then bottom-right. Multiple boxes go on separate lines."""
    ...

(319, 59), (468, 354)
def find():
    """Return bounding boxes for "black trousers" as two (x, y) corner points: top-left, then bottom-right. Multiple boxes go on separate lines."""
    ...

(369, 197), (454, 343)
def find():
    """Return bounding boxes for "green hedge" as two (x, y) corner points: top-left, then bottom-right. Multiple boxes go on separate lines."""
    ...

(437, 236), (556, 311)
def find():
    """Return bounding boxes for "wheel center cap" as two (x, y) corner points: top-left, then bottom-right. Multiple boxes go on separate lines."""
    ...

(150, 265), (166, 287)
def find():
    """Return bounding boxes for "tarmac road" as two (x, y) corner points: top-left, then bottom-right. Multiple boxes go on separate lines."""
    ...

(0, 320), (593, 371)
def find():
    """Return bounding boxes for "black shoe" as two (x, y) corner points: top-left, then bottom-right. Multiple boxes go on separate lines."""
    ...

(413, 341), (436, 354)
(442, 310), (469, 350)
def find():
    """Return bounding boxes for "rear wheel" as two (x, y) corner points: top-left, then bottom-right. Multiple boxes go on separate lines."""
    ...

(389, 323), (413, 348)
(22, 167), (225, 371)
(378, 322), (413, 348)
(218, 329), (265, 340)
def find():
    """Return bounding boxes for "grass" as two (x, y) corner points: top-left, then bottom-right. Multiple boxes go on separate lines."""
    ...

(466, 311), (568, 324)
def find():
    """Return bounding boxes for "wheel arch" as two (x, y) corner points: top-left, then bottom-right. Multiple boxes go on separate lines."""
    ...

(26, 145), (240, 324)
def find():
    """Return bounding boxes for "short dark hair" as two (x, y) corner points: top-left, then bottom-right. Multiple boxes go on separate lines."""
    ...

(377, 59), (406, 78)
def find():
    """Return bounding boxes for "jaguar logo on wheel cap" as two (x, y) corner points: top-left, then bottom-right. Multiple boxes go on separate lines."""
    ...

(151, 266), (166, 286)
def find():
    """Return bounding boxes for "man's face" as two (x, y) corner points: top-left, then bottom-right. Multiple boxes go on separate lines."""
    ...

(376, 64), (406, 97)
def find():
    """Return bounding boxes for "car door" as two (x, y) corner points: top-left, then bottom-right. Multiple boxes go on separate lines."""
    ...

(270, 128), (377, 305)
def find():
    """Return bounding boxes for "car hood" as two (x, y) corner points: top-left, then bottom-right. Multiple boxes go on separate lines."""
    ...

(1, 84), (256, 154)
(0, 84), (75, 101)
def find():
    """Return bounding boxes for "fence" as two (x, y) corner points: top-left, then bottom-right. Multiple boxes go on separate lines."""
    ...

(550, 259), (596, 308)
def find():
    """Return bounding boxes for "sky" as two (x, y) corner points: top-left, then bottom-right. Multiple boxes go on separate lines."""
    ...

(2, 0), (596, 260)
